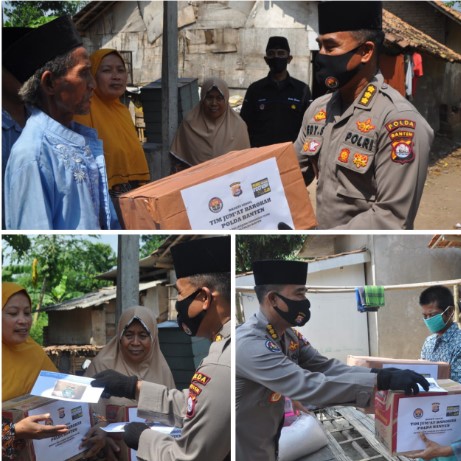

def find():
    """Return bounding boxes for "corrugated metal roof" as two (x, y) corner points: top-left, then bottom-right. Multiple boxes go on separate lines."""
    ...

(43, 280), (166, 312)
(383, 9), (461, 62)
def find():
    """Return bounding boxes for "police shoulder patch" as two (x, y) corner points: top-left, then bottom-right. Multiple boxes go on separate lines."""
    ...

(391, 139), (415, 164)
(189, 383), (202, 397)
(265, 339), (281, 353)
(192, 372), (211, 386)
(186, 395), (197, 419)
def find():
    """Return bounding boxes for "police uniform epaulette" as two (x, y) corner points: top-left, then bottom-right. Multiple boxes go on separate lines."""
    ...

(266, 324), (279, 340)
(357, 83), (378, 108)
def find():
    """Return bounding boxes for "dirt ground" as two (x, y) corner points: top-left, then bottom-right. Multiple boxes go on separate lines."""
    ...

(307, 146), (461, 230)
(415, 146), (461, 230)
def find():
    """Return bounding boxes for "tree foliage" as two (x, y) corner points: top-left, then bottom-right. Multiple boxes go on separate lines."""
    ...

(140, 235), (170, 258)
(3, 1), (87, 27)
(2, 235), (116, 344)
(236, 235), (306, 273)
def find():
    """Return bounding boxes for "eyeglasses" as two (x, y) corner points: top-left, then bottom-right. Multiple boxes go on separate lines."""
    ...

(266, 49), (290, 59)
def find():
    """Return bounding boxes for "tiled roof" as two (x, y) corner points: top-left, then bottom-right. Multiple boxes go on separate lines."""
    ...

(383, 8), (461, 62)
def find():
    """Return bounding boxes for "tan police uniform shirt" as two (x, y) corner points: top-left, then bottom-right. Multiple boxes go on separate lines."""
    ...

(294, 72), (434, 229)
(136, 321), (231, 461)
(236, 311), (376, 461)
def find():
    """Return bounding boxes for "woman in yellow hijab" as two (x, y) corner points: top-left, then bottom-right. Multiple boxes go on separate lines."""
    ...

(2, 282), (57, 401)
(2, 282), (68, 460)
(74, 49), (150, 224)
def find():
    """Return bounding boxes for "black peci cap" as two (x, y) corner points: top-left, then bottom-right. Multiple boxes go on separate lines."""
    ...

(2, 27), (32, 52)
(266, 36), (290, 52)
(253, 260), (308, 286)
(171, 236), (231, 279)
(318, 1), (382, 35)
(2, 16), (83, 83)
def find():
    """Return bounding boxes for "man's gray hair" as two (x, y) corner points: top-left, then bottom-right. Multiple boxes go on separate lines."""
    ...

(351, 29), (385, 53)
(188, 272), (231, 303)
(19, 50), (76, 106)
(254, 284), (286, 303)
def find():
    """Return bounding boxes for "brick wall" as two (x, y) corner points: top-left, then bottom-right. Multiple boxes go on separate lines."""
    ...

(384, 1), (446, 43)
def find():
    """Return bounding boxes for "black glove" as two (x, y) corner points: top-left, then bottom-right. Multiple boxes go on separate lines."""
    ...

(124, 422), (150, 450)
(376, 368), (430, 395)
(90, 369), (138, 399)
(278, 222), (293, 230)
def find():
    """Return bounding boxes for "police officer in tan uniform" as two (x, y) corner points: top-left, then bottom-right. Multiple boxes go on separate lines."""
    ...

(295, 1), (434, 229)
(91, 236), (231, 461)
(236, 260), (429, 461)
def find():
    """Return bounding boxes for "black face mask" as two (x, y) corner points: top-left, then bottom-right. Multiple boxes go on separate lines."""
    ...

(267, 57), (288, 74)
(314, 43), (364, 91)
(175, 289), (207, 337)
(272, 292), (311, 326)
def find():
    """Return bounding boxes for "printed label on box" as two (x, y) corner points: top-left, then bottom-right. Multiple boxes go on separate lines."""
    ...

(181, 157), (295, 230)
(28, 400), (91, 461)
(396, 394), (461, 452)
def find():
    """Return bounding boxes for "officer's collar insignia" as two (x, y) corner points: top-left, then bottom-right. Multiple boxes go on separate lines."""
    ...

(289, 341), (298, 351)
(215, 334), (223, 342)
(356, 118), (375, 133)
(266, 324), (279, 340)
(314, 109), (327, 121)
(358, 84), (377, 107)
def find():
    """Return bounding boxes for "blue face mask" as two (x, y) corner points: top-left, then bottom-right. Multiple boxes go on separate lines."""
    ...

(423, 306), (453, 334)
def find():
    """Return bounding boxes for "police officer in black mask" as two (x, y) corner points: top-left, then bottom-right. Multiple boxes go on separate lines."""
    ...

(241, 36), (311, 151)
(91, 236), (231, 461)
(236, 259), (430, 461)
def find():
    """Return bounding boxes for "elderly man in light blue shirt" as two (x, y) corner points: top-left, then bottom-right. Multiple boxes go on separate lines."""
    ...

(3, 16), (119, 230)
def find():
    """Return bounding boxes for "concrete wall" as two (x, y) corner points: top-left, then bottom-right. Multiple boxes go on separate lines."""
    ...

(336, 234), (461, 359)
(237, 263), (370, 363)
(80, 1), (317, 92)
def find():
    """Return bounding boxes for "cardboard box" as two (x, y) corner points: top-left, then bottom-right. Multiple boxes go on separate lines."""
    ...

(104, 405), (135, 461)
(104, 405), (181, 461)
(119, 142), (316, 230)
(347, 355), (451, 379)
(374, 379), (461, 455)
(2, 394), (92, 461)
